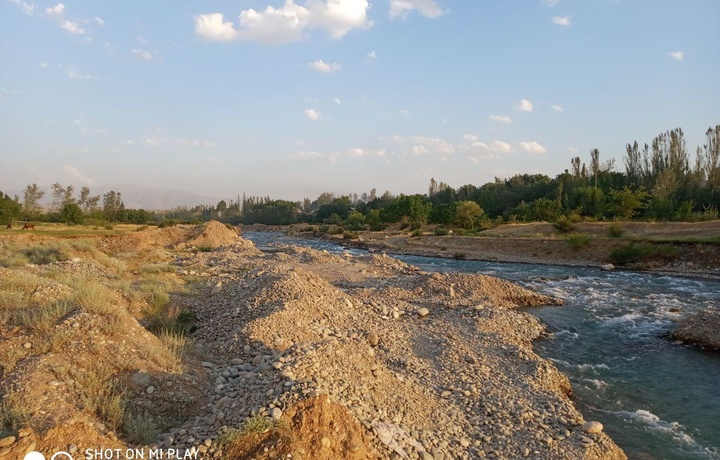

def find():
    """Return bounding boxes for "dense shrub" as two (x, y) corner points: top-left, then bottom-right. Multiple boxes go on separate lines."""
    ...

(607, 223), (625, 238)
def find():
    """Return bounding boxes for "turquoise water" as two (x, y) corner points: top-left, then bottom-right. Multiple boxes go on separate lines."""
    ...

(244, 232), (720, 459)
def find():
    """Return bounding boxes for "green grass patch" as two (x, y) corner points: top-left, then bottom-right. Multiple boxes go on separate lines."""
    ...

(607, 223), (626, 238)
(566, 233), (591, 250)
(610, 243), (680, 265)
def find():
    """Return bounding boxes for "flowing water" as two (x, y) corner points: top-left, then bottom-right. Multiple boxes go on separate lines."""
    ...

(243, 232), (720, 459)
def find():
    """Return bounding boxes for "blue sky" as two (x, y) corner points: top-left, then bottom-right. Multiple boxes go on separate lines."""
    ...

(1, 0), (718, 202)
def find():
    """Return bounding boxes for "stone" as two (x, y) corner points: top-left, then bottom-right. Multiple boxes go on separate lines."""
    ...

(367, 333), (379, 347)
(17, 429), (30, 438)
(271, 408), (283, 420)
(321, 437), (331, 448)
(146, 386), (155, 394)
(0, 448), (10, 457)
(0, 438), (14, 448)
(203, 438), (212, 447)
(599, 264), (615, 271)
(582, 421), (603, 434)
(23, 342), (31, 349)
(211, 282), (223, 295)
(417, 308), (430, 317)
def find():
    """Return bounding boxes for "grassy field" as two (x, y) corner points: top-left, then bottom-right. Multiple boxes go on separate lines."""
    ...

(0, 223), (147, 237)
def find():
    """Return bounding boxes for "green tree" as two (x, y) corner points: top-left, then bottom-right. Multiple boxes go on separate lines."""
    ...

(61, 203), (83, 224)
(78, 186), (100, 212)
(23, 183), (45, 218)
(454, 201), (484, 229)
(607, 187), (649, 220)
(531, 198), (562, 222)
(103, 191), (125, 222)
(346, 210), (365, 230)
(0, 192), (22, 224)
(50, 183), (76, 211)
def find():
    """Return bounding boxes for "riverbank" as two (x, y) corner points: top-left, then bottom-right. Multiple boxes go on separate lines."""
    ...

(0, 223), (626, 459)
(245, 221), (720, 280)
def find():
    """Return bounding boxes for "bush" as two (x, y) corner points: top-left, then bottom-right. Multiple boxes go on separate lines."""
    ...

(196, 245), (213, 253)
(318, 225), (330, 234)
(434, 227), (449, 236)
(607, 223), (625, 238)
(452, 252), (466, 260)
(411, 229), (423, 237)
(135, 225), (149, 232)
(552, 217), (576, 233)
(369, 222), (387, 231)
(566, 233), (590, 250)
(343, 231), (359, 240)
(104, 224), (114, 230)
(610, 243), (679, 265)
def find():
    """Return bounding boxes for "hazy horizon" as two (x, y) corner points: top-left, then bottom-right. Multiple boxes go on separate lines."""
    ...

(1, 0), (718, 202)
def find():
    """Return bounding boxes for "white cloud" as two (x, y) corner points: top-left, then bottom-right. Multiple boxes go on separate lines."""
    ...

(40, 62), (50, 68)
(389, 0), (446, 19)
(517, 99), (534, 112)
(304, 108), (321, 121)
(95, 17), (105, 26)
(517, 141), (547, 154)
(45, 3), (63, 15)
(66, 67), (92, 80)
(567, 146), (579, 153)
(551, 104), (564, 112)
(308, 59), (342, 73)
(393, 135), (454, 156)
(552, 16), (570, 26)
(292, 151), (324, 159)
(367, 50), (376, 59)
(489, 114), (512, 124)
(541, 0), (560, 6)
(144, 136), (216, 148)
(60, 20), (85, 35)
(667, 51), (684, 61)
(178, 139), (217, 148)
(64, 165), (94, 185)
(8, 0), (35, 15)
(333, 97), (342, 104)
(346, 148), (386, 157)
(195, 0), (372, 45)
(463, 134), (479, 142)
(132, 49), (156, 61)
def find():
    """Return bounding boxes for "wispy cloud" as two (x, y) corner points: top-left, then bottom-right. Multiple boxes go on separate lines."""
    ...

(667, 51), (684, 61)
(517, 141), (547, 154)
(489, 115), (512, 124)
(8, 0), (36, 15)
(132, 49), (157, 61)
(66, 67), (93, 80)
(389, 0), (446, 20)
(541, 0), (560, 6)
(308, 59), (342, 73)
(552, 16), (570, 26)
(551, 104), (564, 112)
(95, 17), (105, 26)
(304, 108), (321, 121)
(64, 164), (94, 185)
(60, 19), (85, 35)
(393, 135), (455, 157)
(333, 97), (342, 104)
(517, 99), (534, 112)
(346, 148), (386, 158)
(45, 3), (63, 15)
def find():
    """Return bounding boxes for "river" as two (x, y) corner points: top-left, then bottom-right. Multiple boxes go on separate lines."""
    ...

(243, 232), (720, 460)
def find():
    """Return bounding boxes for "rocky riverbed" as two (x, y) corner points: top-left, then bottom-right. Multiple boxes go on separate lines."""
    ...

(158, 238), (626, 459)
(0, 224), (628, 459)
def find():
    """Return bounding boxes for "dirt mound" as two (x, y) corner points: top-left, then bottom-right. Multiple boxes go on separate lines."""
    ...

(404, 272), (563, 308)
(186, 221), (239, 249)
(223, 395), (378, 460)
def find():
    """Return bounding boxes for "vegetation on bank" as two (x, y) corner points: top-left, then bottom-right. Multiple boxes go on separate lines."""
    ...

(1, 125), (718, 231)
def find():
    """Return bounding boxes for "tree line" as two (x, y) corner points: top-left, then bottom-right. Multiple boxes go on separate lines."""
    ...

(2, 124), (717, 229)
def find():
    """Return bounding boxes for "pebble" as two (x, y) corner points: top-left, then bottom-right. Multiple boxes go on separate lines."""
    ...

(211, 282), (223, 295)
(367, 333), (379, 347)
(23, 342), (32, 349)
(17, 429), (31, 438)
(0, 438), (14, 448)
(146, 386), (155, 394)
(271, 408), (283, 420)
(417, 308), (430, 317)
(0, 448), (9, 457)
(581, 421), (603, 434)
(321, 437), (331, 448)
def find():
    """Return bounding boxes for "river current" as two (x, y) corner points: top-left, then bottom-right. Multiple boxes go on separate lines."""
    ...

(243, 232), (720, 460)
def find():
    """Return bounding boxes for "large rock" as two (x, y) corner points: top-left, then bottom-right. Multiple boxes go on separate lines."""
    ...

(671, 310), (720, 350)
(582, 421), (604, 434)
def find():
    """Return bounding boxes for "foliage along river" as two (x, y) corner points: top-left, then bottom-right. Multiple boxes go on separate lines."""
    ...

(243, 232), (720, 460)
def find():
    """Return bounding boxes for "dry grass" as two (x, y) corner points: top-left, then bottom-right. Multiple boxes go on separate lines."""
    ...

(56, 364), (127, 431)
(66, 276), (122, 317)
(11, 301), (74, 333)
(0, 348), (28, 375)
(0, 393), (31, 434)
(140, 330), (191, 372)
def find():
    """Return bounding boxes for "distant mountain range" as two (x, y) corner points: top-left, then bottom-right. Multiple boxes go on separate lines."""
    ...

(4, 184), (225, 211)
